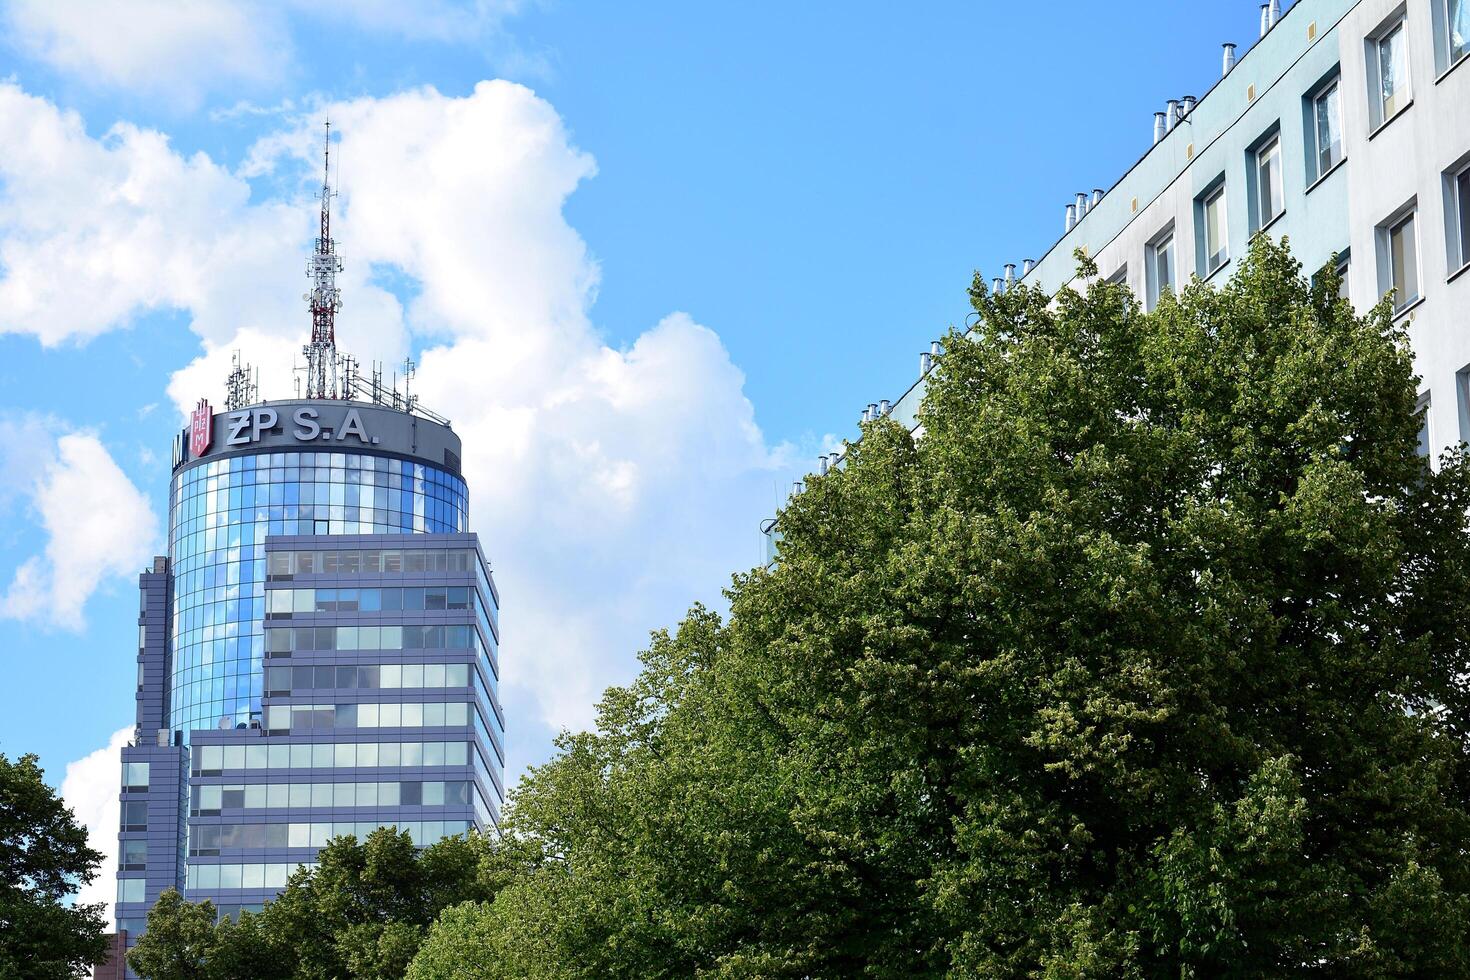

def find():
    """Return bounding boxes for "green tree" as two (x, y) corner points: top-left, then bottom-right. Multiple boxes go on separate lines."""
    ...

(125, 890), (222, 980)
(129, 827), (515, 980)
(0, 752), (107, 980)
(416, 237), (1470, 977)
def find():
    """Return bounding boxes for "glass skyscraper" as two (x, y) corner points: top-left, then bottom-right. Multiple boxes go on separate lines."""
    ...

(108, 398), (503, 963)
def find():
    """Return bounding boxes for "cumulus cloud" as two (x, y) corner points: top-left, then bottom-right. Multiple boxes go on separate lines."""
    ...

(2, 0), (530, 108)
(0, 79), (791, 766)
(0, 424), (159, 630)
(61, 727), (132, 924)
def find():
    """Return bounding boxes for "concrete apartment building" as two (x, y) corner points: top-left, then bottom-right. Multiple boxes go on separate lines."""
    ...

(774, 0), (1470, 560)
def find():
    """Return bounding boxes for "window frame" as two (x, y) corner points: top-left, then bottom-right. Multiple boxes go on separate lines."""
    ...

(1434, 0), (1469, 76)
(1377, 201), (1422, 313)
(1444, 158), (1470, 276)
(1196, 179), (1230, 277)
(1253, 137), (1286, 231)
(1367, 12), (1412, 131)
(1307, 73), (1345, 182)
(1145, 225), (1176, 311)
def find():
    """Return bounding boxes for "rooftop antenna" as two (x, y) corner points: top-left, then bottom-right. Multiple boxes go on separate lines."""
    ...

(302, 119), (343, 399)
(223, 350), (259, 411)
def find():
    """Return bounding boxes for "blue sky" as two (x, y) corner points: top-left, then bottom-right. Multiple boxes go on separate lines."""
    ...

(0, 0), (1279, 908)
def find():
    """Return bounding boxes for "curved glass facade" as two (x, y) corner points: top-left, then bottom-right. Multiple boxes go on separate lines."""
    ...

(168, 450), (468, 736)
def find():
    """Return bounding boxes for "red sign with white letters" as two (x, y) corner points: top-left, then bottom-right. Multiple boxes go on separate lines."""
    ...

(190, 399), (212, 457)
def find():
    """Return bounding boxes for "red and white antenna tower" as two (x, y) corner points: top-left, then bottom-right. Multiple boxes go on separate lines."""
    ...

(303, 120), (343, 399)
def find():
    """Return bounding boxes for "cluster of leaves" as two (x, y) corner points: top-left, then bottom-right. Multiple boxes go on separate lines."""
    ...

(0, 752), (107, 980)
(138, 237), (1470, 977)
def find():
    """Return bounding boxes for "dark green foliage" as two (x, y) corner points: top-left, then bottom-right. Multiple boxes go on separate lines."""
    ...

(0, 752), (107, 980)
(128, 828), (516, 980)
(414, 237), (1470, 977)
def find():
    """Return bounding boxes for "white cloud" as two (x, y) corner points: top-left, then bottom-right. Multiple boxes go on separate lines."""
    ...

(0, 80), (792, 770)
(61, 726), (132, 924)
(0, 426), (159, 630)
(2, 0), (531, 108)
(3, 0), (290, 109)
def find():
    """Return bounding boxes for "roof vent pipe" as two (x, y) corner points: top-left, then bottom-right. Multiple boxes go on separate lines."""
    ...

(992, 277), (1004, 294)
(818, 455), (829, 475)
(1075, 192), (1089, 219)
(829, 452), (841, 469)
(1153, 111), (1167, 144)
(1182, 95), (1196, 117)
(1065, 203), (1077, 231)
(1268, 0), (1281, 28)
(878, 399), (891, 416)
(1165, 99), (1180, 131)
(930, 340), (941, 358)
(1259, 4), (1269, 37)
(1092, 189), (1105, 207)
(920, 351), (932, 375)
(866, 403), (878, 421)
(1022, 258), (1035, 276)
(1223, 42), (1237, 75)
(1004, 263), (1017, 285)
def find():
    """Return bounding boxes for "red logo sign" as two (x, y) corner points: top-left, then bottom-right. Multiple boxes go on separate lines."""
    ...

(190, 399), (212, 457)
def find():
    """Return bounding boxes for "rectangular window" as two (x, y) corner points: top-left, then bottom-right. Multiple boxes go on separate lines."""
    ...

(1311, 78), (1343, 178)
(1379, 207), (1421, 311)
(1370, 17), (1410, 128)
(121, 802), (148, 831)
(118, 878), (145, 905)
(1203, 186), (1228, 274)
(1447, 161), (1470, 273)
(1254, 138), (1284, 229)
(123, 762), (150, 790)
(1437, 0), (1469, 72)
(1337, 250), (1351, 302)
(1146, 229), (1175, 311)
(121, 840), (147, 871)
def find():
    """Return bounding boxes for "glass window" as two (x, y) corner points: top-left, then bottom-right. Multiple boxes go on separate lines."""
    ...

(122, 802), (148, 830)
(1444, 0), (1469, 69)
(1451, 163), (1470, 272)
(1204, 186), (1228, 273)
(1254, 138), (1284, 229)
(121, 840), (147, 870)
(1373, 19), (1409, 125)
(1389, 212), (1419, 309)
(1311, 79), (1343, 177)
(1147, 231), (1174, 311)
(123, 762), (150, 789)
(118, 878), (145, 904)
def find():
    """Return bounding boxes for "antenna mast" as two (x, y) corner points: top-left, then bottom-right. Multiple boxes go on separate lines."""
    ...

(303, 120), (343, 399)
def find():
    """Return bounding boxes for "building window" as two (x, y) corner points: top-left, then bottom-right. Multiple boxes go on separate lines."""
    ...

(1336, 250), (1351, 302)
(1146, 228), (1175, 310)
(1434, 0), (1469, 73)
(117, 878), (145, 905)
(121, 839), (147, 871)
(1377, 205), (1420, 311)
(123, 762), (149, 790)
(1446, 160), (1470, 273)
(1416, 396), (1432, 457)
(1253, 137), (1285, 230)
(1201, 184), (1229, 274)
(1309, 76), (1344, 179)
(121, 802), (148, 832)
(1106, 264), (1128, 287)
(1369, 16), (1411, 128)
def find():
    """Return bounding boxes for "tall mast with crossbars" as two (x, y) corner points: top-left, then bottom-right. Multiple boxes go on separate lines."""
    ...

(303, 120), (343, 399)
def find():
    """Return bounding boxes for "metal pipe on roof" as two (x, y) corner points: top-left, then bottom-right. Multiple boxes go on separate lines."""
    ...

(1223, 42), (1238, 75)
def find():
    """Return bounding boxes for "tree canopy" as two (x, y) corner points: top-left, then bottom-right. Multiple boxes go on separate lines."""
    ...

(0, 752), (107, 980)
(413, 237), (1470, 977)
(128, 827), (525, 980)
(131, 237), (1470, 977)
